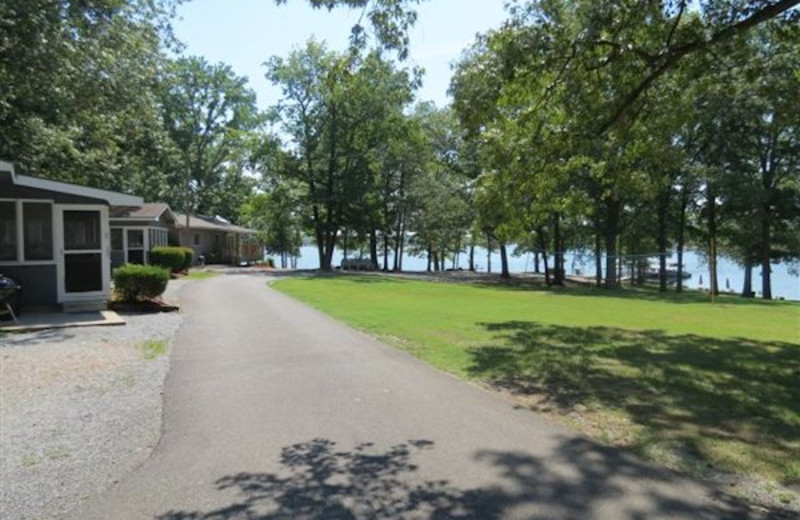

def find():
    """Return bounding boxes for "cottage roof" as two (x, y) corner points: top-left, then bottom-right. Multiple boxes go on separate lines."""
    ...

(173, 213), (256, 234)
(110, 203), (174, 222)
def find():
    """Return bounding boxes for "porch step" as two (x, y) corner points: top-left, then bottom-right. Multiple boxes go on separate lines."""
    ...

(62, 300), (109, 313)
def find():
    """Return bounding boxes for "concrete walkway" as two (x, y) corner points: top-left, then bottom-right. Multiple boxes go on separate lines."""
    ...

(69, 274), (768, 520)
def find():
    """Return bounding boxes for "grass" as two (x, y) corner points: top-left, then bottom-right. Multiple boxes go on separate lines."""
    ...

(184, 270), (219, 280)
(272, 274), (800, 500)
(138, 339), (169, 360)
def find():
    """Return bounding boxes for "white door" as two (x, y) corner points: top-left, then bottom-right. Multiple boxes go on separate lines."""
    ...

(55, 205), (110, 303)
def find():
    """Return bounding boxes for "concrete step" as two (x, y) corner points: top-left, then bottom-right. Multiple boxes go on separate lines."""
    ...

(62, 300), (108, 313)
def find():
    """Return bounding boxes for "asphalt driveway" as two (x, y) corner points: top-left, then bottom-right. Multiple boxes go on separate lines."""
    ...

(68, 273), (770, 519)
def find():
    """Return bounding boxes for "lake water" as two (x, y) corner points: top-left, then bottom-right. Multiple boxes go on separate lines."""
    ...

(288, 245), (800, 301)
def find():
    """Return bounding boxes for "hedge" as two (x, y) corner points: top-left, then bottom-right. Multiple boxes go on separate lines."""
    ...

(113, 264), (169, 302)
(180, 247), (193, 271)
(151, 246), (193, 273)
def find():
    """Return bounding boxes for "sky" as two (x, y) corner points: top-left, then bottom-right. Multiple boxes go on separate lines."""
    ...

(173, 0), (509, 111)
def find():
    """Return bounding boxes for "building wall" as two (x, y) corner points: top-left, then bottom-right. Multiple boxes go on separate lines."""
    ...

(0, 264), (58, 306)
(175, 229), (241, 264)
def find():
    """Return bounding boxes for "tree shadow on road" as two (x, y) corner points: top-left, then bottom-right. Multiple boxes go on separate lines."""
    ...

(156, 436), (776, 520)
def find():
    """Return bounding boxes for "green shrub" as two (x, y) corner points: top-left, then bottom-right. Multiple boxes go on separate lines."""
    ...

(265, 257), (275, 268)
(113, 264), (169, 302)
(180, 247), (193, 271)
(150, 246), (187, 273)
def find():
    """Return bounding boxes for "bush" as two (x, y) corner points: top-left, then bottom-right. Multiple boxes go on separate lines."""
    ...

(150, 246), (189, 273)
(265, 257), (275, 268)
(113, 264), (169, 302)
(180, 247), (193, 271)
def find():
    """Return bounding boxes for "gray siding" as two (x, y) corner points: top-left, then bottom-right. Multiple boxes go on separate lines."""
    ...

(0, 265), (58, 306)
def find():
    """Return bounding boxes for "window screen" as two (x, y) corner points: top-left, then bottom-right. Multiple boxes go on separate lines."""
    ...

(0, 201), (16, 261)
(23, 202), (53, 261)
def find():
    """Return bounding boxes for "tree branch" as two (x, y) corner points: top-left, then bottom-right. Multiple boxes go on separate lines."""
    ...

(598, 0), (800, 135)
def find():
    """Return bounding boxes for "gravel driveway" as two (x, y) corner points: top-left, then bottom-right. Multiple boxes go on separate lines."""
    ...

(0, 310), (183, 520)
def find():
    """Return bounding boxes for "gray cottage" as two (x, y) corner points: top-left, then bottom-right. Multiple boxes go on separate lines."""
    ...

(0, 160), (143, 308)
(109, 203), (175, 268)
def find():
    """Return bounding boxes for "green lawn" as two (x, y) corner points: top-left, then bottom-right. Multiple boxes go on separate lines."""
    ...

(273, 275), (800, 502)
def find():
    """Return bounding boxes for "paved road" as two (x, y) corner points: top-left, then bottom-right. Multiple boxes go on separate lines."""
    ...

(70, 274), (766, 520)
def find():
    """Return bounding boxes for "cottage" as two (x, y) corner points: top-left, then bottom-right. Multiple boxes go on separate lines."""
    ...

(173, 213), (262, 265)
(0, 160), (142, 308)
(109, 203), (175, 268)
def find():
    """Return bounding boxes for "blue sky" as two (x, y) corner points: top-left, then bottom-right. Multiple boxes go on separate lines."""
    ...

(173, 0), (508, 110)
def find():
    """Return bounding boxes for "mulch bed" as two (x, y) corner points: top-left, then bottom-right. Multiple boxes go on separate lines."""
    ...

(110, 298), (179, 313)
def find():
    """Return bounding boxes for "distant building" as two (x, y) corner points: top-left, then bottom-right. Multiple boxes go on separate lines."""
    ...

(173, 213), (262, 265)
(109, 203), (175, 268)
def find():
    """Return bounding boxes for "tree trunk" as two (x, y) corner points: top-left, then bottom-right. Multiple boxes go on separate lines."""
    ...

(742, 259), (754, 297)
(707, 184), (719, 296)
(657, 192), (669, 292)
(398, 220), (405, 271)
(676, 188), (688, 292)
(594, 230), (602, 287)
(553, 214), (564, 285)
(534, 251), (541, 274)
(469, 244), (475, 271)
(500, 243), (510, 279)
(760, 201), (772, 299)
(538, 228), (550, 285)
(604, 200), (620, 288)
(369, 229), (378, 268)
(321, 231), (337, 271)
(393, 214), (403, 271)
(383, 230), (390, 271)
(486, 233), (492, 273)
(316, 229), (325, 270)
(427, 245), (432, 272)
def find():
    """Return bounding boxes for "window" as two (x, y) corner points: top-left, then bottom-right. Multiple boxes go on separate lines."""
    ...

(0, 201), (17, 261)
(127, 229), (145, 264)
(111, 229), (124, 251)
(150, 228), (168, 249)
(193, 233), (200, 246)
(23, 202), (53, 261)
(127, 229), (143, 248)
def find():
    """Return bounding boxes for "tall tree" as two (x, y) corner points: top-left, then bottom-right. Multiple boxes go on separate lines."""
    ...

(266, 41), (414, 270)
(159, 56), (262, 220)
(0, 0), (179, 195)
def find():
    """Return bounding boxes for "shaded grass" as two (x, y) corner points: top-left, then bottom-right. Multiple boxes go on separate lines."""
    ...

(272, 275), (800, 494)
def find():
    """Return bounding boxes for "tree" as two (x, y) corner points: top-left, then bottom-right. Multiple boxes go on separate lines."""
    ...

(159, 56), (263, 220)
(240, 184), (303, 268)
(277, 0), (423, 59)
(266, 41), (414, 270)
(711, 22), (800, 298)
(0, 0), (179, 196)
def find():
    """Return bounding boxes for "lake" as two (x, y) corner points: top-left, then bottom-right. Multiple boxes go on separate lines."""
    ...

(287, 245), (800, 301)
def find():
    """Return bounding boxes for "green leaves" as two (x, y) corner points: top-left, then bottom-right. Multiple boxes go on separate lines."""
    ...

(275, 0), (423, 59)
(159, 56), (262, 219)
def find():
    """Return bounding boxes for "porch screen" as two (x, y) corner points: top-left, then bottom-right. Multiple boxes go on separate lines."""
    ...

(64, 211), (100, 250)
(0, 201), (16, 261)
(23, 202), (53, 261)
